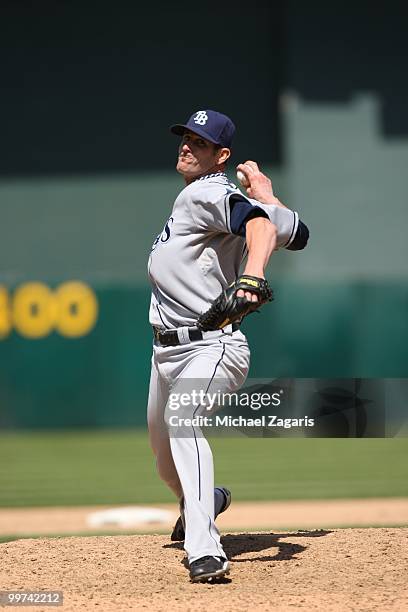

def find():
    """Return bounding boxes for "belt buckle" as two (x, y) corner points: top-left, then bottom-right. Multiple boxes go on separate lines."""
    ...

(153, 327), (175, 346)
(153, 327), (162, 342)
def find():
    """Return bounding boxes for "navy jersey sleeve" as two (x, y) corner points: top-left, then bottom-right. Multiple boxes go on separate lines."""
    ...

(229, 195), (269, 237)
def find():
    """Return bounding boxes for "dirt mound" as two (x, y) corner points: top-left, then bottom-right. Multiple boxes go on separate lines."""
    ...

(1, 529), (407, 611)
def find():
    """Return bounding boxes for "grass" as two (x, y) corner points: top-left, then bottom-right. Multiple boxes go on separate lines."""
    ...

(0, 430), (407, 507)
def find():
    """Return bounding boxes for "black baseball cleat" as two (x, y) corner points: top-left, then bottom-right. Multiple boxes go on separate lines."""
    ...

(189, 556), (230, 583)
(170, 487), (231, 542)
(170, 498), (186, 542)
(170, 514), (185, 542)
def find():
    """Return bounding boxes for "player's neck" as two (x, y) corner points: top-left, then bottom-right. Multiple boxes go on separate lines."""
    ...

(184, 163), (226, 185)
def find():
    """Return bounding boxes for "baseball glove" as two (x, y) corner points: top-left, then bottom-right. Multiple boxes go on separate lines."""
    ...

(197, 275), (273, 331)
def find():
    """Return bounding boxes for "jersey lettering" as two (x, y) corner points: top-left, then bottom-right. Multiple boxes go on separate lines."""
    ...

(151, 216), (174, 251)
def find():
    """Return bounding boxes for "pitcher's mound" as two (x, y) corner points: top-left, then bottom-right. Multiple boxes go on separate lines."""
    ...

(1, 528), (407, 611)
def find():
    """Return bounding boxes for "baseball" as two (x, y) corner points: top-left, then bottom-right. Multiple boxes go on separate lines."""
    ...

(236, 169), (250, 188)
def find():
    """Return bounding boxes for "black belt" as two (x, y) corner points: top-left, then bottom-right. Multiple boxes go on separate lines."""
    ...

(153, 323), (240, 347)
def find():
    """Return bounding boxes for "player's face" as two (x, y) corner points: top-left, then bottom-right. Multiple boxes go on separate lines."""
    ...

(176, 131), (225, 180)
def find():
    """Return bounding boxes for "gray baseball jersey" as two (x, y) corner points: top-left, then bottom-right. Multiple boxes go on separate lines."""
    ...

(148, 171), (299, 328)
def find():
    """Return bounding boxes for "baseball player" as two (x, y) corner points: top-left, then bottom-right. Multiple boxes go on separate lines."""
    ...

(147, 110), (309, 583)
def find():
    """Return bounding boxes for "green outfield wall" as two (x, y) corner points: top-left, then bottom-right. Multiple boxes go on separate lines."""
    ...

(0, 281), (407, 429)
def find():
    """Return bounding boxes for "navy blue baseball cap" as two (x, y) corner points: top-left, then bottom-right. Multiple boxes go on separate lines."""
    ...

(170, 110), (235, 148)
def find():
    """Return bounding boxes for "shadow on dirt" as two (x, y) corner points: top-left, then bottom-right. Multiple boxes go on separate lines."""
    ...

(164, 529), (332, 564)
(223, 530), (332, 562)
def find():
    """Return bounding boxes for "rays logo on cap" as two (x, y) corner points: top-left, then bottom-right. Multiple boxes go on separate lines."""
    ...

(193, 111), (208, 125)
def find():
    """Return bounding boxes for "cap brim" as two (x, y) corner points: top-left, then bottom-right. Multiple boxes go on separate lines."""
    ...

(169, 123), (220, 145)
(170, 124), (188, 136)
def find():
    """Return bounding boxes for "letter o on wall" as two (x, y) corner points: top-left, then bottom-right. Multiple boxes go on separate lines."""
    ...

(54, 281), (98, 338)
(13, 282), (58, 339)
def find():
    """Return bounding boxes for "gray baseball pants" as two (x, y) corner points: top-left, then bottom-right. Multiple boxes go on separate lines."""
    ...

(147, 328), (249, 563)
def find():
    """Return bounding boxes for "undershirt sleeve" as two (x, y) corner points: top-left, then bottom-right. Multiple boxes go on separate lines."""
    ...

(286, 220), (310, 250)
(229, 195), (269, 237)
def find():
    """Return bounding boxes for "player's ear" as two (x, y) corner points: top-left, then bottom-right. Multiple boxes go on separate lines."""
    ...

(217, 147), (231, 165)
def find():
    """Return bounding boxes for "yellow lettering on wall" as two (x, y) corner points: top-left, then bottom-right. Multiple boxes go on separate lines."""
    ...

(0, 285), (12, 339)
(12, 283), (58, 339)
(54, 281), (98, 338)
